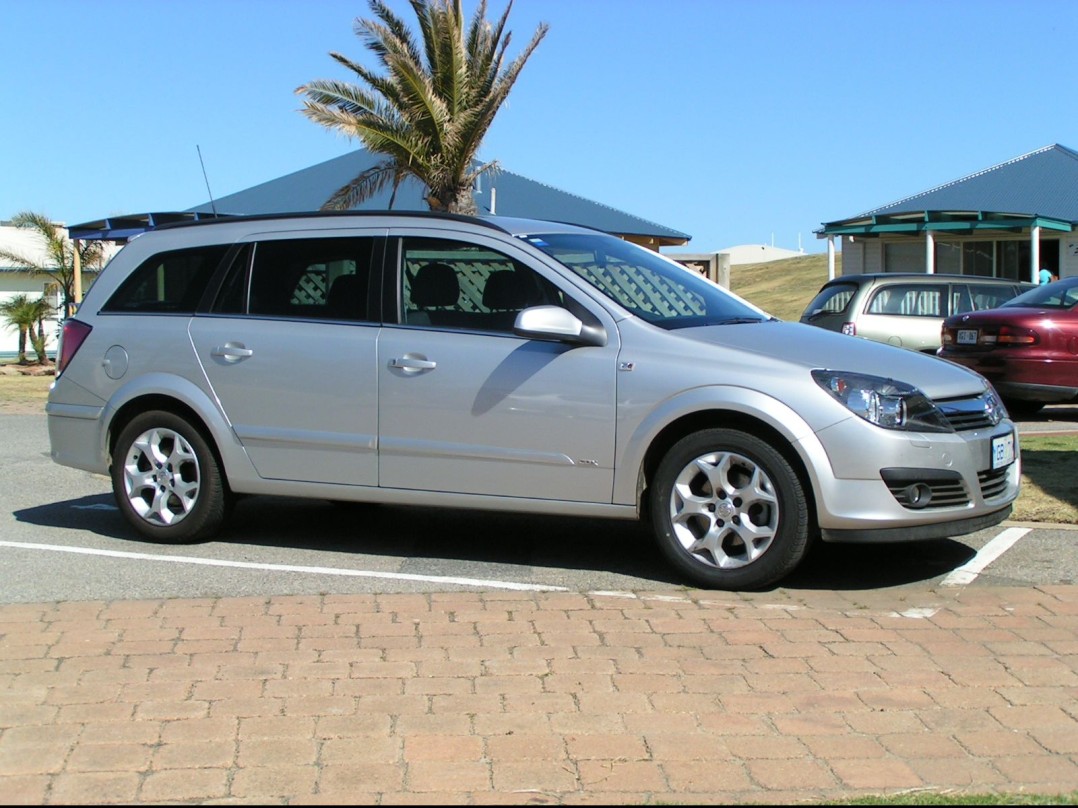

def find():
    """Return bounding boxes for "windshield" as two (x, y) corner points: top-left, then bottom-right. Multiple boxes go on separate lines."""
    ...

(520, 232), (772, 329)
(1002, 277), (1078, 310)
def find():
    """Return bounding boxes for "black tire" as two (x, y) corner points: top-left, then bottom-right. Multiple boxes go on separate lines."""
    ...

(1003, 399), (1045, 419)
(111, 410), (228, 543)
(649, 428), (810, 590)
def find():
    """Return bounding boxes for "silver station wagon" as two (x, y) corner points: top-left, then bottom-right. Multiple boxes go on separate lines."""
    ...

(47, 212), (1020, 590)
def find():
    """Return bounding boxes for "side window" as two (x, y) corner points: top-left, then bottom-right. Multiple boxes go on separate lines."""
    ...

(950, 284), (975, 316)
(867, 284), (941, 317)
(103, 245), (230, 313)
(242, 237), (377, 322)
(969, 284), (1022, 311)
(398, 238), (561, 332)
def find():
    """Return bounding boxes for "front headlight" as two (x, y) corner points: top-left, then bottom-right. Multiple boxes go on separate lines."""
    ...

(811, 370), (953, 433)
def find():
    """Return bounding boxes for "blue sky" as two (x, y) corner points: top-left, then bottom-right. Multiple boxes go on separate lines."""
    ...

(4, 0), (1076, 254)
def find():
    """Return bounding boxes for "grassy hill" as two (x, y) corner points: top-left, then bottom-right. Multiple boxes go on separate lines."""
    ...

(728, 252), (841, 322)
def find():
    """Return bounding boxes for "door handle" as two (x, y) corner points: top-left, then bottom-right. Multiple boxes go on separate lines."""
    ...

(211, 343), (254, 362)
(390, 356), (437, 372)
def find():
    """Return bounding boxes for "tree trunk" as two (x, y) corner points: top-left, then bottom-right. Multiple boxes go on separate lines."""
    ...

(16, 326), (28, 365)
(29, 319), (48, 364)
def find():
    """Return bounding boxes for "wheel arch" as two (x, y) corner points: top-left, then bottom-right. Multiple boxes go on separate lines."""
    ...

(620, 387), (824, 529)
(639, 410), (817, 529)
(101, 373), (247, 486)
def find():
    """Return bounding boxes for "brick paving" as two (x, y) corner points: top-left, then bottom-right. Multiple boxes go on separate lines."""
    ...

(0, 585), (1076, 804)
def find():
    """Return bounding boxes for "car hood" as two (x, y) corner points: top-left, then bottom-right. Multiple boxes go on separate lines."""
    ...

(676, 321), (985, 400)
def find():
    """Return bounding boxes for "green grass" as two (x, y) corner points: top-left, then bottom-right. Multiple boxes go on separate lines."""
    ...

(729, 251), (839, 321)
(1012, 433), (1078, 523)
(838, 791), (1078, 805)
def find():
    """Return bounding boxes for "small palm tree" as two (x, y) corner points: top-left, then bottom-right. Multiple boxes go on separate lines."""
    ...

(296, 0), (547, 214)
(0, 211), (105, 318)
(0, 294), (51, 365)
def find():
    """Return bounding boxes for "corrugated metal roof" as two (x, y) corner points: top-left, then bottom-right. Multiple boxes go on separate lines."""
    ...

(859, 144), (1078, 221)
(184, 149), (690, 244)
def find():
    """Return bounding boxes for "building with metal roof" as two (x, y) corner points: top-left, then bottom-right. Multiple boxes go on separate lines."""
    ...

(179, 148), (690, 250)
(816, 144), (1078, 284)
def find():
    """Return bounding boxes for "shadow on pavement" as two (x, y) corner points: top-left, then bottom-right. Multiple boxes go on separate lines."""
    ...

(14, 492), (984, 592)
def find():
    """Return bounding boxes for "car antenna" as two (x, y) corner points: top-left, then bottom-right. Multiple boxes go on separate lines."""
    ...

(196, 144), (219, 216)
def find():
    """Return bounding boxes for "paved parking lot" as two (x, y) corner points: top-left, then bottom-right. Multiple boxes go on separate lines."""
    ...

(2, 411), (1077, 803)
(2, 585), (1077, 804)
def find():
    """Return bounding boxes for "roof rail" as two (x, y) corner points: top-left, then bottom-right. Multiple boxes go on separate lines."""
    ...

(67, 209), (510, 242)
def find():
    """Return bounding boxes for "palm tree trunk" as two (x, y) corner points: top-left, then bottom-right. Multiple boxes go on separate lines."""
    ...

(16, 326), (28, 365)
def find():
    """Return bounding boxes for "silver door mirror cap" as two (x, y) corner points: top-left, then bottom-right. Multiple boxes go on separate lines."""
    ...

(513, 305), (606, 347)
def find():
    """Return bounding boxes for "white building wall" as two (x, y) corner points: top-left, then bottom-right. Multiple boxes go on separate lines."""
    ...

(0, 222), (119, 358)
(1061, 237), (1078, 279)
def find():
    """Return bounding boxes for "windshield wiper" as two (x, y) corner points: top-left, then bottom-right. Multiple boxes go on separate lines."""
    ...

(718, 316), (769, 325)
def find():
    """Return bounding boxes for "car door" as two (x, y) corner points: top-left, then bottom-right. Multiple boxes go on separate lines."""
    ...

(859, 282), (944, 351)
(377, 231), (619, 503)
(189, 231), (384, 486)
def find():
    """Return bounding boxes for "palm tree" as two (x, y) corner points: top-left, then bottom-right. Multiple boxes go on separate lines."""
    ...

(0, 211), (105, 319)
(0, 294), (50, 365)
(296, 0), (547, 214)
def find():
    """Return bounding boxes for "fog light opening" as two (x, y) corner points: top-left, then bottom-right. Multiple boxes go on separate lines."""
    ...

(904, 483), (933, 509)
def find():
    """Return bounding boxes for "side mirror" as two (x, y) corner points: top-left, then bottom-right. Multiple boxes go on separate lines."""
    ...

(513, 305), (606, 347)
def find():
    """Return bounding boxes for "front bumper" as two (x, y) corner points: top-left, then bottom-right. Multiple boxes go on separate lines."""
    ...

(803, 413), (1020, 542)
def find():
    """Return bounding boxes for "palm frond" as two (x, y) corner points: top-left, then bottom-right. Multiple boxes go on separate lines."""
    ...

(299, 0), (548, 214)
(322, 160), (403, 210)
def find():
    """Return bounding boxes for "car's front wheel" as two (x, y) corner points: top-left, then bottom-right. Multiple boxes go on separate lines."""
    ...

(111, 410), (228, 543)
(650, 428), (811, 590)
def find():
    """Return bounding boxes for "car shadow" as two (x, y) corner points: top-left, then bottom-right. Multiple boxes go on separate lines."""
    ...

(13, 493), (981, 592)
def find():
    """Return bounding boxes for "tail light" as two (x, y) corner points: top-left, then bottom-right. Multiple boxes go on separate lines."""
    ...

(995, 325), (1038, 345)
(56, 319), (92, 375)
(841, 322), (856, 336)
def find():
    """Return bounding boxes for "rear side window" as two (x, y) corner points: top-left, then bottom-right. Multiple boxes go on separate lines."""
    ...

(966, 283), (1023, 312)
(866, 284), (941, 317)
(212, 237), (379, 322)
(103, 245), (230, 313)
(802, 282), (857, 318)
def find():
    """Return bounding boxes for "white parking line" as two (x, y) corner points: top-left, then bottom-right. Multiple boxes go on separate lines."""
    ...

(0, 540), (569, 593)
(940, 526), (1032, 587)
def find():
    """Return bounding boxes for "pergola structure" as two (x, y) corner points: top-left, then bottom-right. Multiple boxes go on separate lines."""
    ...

(816, 144), (1078, 283)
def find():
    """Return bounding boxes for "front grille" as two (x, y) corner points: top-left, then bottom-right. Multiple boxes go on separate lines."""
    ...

(978, 467), (1010, 500)
(937, 392), (1002, 432)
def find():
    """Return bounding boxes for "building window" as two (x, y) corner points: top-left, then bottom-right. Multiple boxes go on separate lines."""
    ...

(883, 242), (924, 272)
(963, 242), (994, 277)
(935, 242), (961, 275)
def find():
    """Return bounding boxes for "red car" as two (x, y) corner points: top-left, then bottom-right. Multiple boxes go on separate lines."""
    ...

(939, 276), (1078, 416)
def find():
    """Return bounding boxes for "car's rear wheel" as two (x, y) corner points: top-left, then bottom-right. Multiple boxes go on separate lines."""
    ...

(111, 411), (228, 543)
(650, 428), (810, 590)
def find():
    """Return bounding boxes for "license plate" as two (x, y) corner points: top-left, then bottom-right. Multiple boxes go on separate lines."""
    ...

(957, 329), (978, 345)
(992, 432), (1015, 470)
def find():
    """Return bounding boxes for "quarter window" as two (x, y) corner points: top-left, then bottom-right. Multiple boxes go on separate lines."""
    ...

(103, 245), (230, 313)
